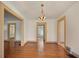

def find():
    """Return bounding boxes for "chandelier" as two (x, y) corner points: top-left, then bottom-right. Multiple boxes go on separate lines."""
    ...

(39, 4), (46, 22)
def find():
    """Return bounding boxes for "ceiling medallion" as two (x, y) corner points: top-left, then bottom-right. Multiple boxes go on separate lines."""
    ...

(39, 4), (46, 22)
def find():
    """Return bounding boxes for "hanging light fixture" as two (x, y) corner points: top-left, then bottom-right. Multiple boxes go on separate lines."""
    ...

(39, 4), (46, 22)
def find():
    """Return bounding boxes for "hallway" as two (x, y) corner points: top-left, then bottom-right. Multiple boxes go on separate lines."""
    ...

(5, 42), (74, 58)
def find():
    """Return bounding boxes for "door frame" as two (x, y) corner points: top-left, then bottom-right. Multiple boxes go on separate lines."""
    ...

(36, 22), (47, 43)
(57, 16), (66, 48)
(2, 2), (24, 46)
(0, 2), (24, 57)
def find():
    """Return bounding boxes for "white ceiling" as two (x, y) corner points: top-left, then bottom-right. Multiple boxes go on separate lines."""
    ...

(2, 1), (77, 19)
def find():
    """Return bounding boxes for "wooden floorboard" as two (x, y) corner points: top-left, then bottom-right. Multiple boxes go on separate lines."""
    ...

(4, 42), (74, 58)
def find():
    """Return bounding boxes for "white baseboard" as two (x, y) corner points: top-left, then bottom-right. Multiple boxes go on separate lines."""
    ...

(71, 51), (79, 58)
(66, 46), (79, 58)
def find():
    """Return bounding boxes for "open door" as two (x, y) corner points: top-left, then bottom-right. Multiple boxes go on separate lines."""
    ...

(37, 25), (45, 42)
(36, 22), (47, 51)
(37, 22), (47, 43)
(57, 16), (66, 48)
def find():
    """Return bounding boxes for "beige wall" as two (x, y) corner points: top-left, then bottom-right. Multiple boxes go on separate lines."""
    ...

(46, 19), (57, 42)
(0, 3), (4, 57)
(58, 2), (79, 57)
(24, 19), (57, 42)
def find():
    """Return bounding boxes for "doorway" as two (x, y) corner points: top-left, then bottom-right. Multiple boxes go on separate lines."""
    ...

(4, 9), (24, 57)
(36, 22), (47, 51)
(36, 22), (47, 43)
(57, 16), (66, 48)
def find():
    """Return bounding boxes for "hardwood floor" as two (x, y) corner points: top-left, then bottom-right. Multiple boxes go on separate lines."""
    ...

(4, 42), (74, 58)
